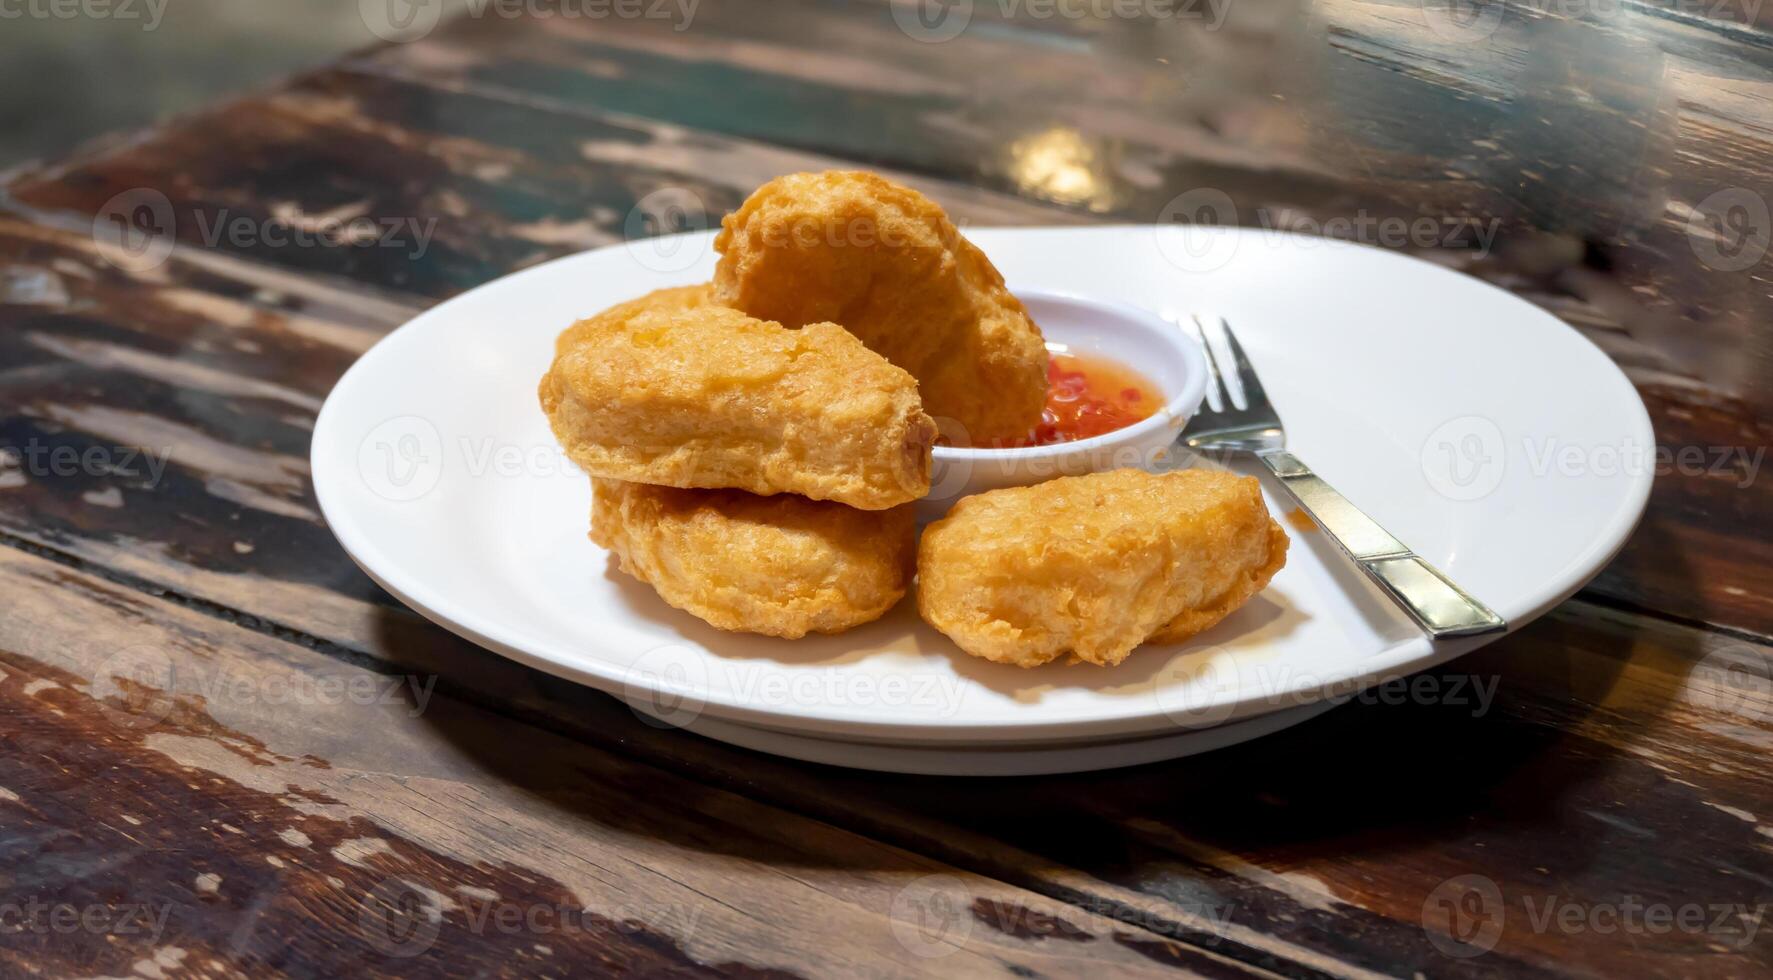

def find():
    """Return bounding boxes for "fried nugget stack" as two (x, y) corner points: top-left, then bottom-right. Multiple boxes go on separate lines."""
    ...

(540, 171), (1051, 640)
(541, 170), (1288, 662)
(540, 288), (937, 638)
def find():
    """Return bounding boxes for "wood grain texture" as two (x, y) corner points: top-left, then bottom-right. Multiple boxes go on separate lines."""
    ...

(0, 544), (1280, 979)
(2, 475), (1767, 978)
(2, 2), (1772, 976)
(3, 66), (1080, 302)
(2, 39), (1767, 638)
(337, 0), (1773, 402)
(1, 208), (1768, 975)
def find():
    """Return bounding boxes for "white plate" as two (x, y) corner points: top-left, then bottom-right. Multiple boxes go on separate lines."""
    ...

(312, 226), (1653, 752)
(641, 702), (1340, 776)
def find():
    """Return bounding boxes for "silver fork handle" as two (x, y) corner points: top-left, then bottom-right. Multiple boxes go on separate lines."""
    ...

(1259, 450), (1506, 639)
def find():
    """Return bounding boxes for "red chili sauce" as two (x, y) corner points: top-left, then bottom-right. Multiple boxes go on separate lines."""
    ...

(992, 352), (1162, 448)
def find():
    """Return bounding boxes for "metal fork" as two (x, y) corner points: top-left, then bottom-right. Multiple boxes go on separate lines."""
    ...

(1179, 315), (1506, 640)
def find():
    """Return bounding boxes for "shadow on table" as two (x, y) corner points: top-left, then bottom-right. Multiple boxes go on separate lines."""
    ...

(374, 518), (1727, 899)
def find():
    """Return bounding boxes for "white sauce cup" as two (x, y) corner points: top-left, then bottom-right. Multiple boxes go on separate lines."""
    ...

(921, 289), (1210, 522)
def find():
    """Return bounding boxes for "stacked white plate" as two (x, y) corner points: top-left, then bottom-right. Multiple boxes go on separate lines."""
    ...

(313, 227), (1652, 775)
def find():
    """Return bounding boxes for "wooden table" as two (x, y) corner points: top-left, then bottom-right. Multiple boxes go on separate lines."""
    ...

(2, 2), (1769, 976)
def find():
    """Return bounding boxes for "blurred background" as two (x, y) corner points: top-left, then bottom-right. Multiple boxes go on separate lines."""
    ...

(0, 0), (371, 170)
(2, 0), (1767, 407)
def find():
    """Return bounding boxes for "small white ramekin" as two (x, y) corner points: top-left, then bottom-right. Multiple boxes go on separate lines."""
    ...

(921, 289), (1209, 522)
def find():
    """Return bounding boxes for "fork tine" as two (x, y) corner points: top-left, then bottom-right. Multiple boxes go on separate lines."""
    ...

(1183, 314), (1226, 414)
(1204, 316), (1268, 412)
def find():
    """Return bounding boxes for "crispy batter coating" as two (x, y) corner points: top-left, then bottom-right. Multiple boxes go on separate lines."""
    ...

(541, 304), (937, 510)
(592, 479), (914, 638)
(554, 284), (711, 354)
(712, 171), (1047, 445)
(917, 468), (1289, 667)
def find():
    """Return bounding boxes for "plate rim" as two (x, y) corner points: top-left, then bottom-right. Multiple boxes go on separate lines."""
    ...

(312, 225), (1656, 743)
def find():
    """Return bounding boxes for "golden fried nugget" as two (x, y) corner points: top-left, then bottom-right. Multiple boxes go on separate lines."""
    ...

(713, 171), (1047, 445)
(554, 283), (711, 354)
(541, 304), (937, 510)
(917, 468), (1289, 667)
(592, 479), (914, 638)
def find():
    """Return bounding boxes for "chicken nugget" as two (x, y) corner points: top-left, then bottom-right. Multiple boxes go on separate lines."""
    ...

(554, 283), (711, 354)
(592, 479), (914, 638)
(541, 304), (937, 510)
(917, 468), (1289, 667)
(713, 171), (1047, 445)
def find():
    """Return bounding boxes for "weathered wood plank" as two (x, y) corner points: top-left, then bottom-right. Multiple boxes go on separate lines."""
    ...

(4, 490), (1767, 978)
(2, 214), (1769, 976)
(0, 544), (1279, 979)
(5, 105), (1767, 645)
(6, 7), (1767, 634)
(3, 66), (1080, 302)
(346, 0), (1773, 406)
(2, 2), (1770, 977)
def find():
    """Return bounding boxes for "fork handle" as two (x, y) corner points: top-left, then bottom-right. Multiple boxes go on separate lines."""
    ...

(1258, 450), (1506, 639)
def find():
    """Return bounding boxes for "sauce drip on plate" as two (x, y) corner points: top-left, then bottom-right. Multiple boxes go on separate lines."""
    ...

(992, 352), (1162, 448)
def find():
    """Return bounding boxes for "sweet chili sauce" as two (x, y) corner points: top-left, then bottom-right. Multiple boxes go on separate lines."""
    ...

(992, 351), (1162, 448)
